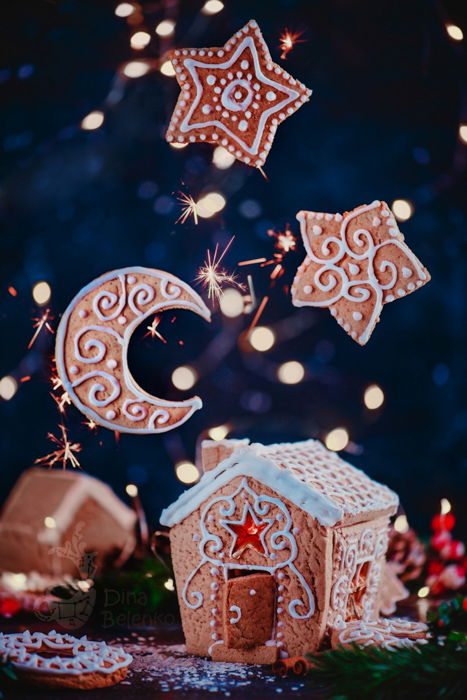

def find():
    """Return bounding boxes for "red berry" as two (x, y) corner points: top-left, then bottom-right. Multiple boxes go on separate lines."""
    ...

(431, 531), (451, 550)
(431, 513), (456, 531)
(462, 598), (467, 612)
(428, 560), (444, 575)
(0, 597), (21, 618)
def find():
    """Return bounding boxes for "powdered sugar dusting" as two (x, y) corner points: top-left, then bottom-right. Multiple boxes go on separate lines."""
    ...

(111, 637), (308, 695)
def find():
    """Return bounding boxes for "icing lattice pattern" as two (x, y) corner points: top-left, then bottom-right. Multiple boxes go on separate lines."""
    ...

(254, 440), (397, 519)
(0, 630), (132, 676)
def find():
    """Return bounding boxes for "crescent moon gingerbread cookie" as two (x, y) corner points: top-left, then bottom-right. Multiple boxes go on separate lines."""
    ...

(55, 267), (211, 434)
(166, 19), (312, 168)
(0, 630), (132, 690)
(331, 618), (428, 651)
(291, 200), (430, 345)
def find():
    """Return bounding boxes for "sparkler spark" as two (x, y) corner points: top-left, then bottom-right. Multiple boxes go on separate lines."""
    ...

(248, 295), (269, 331)
(8, 286), (17, 297)
(50, 369), (71, 414)
(28, 308), (54, 350)
(195, 237), (244, 301)
(144, 315), (167, 343)
(176, 192), (199, 225)
(279, 29), (305, 60)
(83, 418), (98, 432)
(35, 423), (82, 470)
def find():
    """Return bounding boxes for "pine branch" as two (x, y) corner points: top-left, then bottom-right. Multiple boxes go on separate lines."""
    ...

(305, 642), (467, 699)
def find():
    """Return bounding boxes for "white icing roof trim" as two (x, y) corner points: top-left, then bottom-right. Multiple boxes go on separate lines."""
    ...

(160, 439), (398, 528)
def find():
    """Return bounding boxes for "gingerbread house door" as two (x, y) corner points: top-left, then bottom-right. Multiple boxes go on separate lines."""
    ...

(223, 573), (275, 650)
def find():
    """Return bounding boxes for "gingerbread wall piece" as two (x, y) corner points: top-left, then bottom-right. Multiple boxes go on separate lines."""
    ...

(291, 200), (430, 345)
(166, 20), (312, 168)
(55, 267), (211, 434)
(161, 439), (398, 663)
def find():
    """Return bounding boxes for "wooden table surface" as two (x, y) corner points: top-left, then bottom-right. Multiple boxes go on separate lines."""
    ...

(1, 620), (322, 699)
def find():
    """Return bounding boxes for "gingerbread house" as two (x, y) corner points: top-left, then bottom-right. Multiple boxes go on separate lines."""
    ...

(0, 468), (137, 576)
(160, 439), (398, 663)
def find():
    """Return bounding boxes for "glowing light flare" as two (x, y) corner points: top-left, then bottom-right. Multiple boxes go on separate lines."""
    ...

(80, 111), (104, 131)
(44, 516), (56, 529)
(249, 326), (276, 352)
(160, 59), (176, 77)
(175, 460), (200, 484)
(130, 31), (151, 50)
(28, 308), (54, 350)
(123, 60), (150, 78)
(197, 192), (226, 218)
(364, 384), (385, 410)
(212, 146), (236, 169)
(156, 20), (175, 37)
(277, 360), (305, 385)
(195, 237), (244, 302)
(208, 424), (229, 441)
(446, 24), (463, 41)
(126, 483), (139, 497)
(279, 29), (305, 60)
(417, 586), (430, 598)
(172, 365), (197, 391)
(202, 0), (224, 16)
(32, 280), (51, 306)
(115, 3), (135, 18)
(34, 423), (82, 469)
(164, 577), (175, 591)
(392, 199), (413, 222)
(219, 288), (244, 318)
(3, 573), (27, 591)
(0, 375), (18, 401)
(459, 124), (467, 144)
(324, 427), (349, 452)
(394, 514), (409, 533)
(441, 498), (451, 515)
(169, 141), (188, 149)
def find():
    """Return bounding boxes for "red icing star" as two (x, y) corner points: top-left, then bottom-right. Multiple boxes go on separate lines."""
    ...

(222, 504), (271, 558)
(166, 20), (312, 168)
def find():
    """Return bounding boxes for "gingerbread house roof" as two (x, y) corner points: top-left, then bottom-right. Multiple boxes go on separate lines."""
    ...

(0, 468), (137, 546)
(160, 439), (398, 528)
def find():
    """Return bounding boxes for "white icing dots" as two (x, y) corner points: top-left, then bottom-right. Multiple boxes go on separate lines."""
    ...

(249, 589), (256, 596)
(240, 60), (249, 70)
(372, 217), (381, 226)
(388, 227), (398, 236)
(127, 275), (136, 284)
(106, 410), (116, 420)
(69, 366), (79, 375)
(238, 119), (248, 132)
(303, 285), (312, 294)
(312, 225), (322, 235)
(352, 311), (363, 321)
(207, 75), (216, 86)
(78, 309), (88, 319)
(118, 316), (127, 325)
(202, 105), (211, 115)
(348, 263), (360, 275)
(402, 267), (412, 278)
(266, 91), (277, 101)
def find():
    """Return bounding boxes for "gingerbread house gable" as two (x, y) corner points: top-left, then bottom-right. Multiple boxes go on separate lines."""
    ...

(0, 468), (137, 576)
(160, 439), (398, 528)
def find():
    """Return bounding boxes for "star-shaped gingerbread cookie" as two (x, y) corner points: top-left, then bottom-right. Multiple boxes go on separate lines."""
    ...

(291, 200), (430, 345)
(166, 19), (312, 168)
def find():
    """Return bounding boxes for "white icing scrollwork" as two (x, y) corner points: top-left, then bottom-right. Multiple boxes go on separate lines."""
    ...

(92, 274), (126, 321)
(71, 371), (121, 407)
(182, 478), (315, 624)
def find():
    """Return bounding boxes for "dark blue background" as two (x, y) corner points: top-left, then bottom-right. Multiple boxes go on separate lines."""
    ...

(1, 0), (466, 537)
